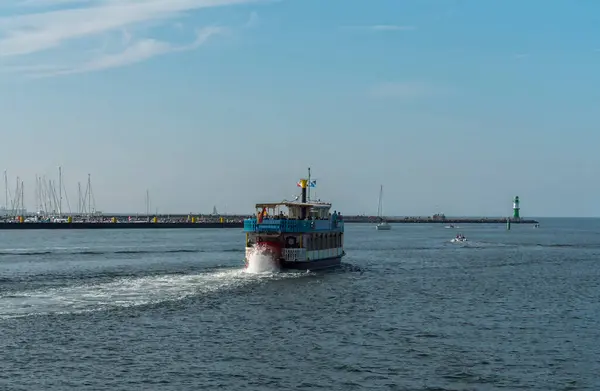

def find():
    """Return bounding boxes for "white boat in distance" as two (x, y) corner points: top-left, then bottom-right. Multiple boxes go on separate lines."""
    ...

(376, 221), (391, 230)
(375, 185), (391, 230)
(450, 234), (467, 243)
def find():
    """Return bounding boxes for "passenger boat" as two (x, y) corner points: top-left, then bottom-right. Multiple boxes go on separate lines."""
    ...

(243, 172), (345, 271)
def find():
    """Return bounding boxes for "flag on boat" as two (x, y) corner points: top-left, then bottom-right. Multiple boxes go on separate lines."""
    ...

(257, 207), (267, 223)
(297, 180), (317, 187)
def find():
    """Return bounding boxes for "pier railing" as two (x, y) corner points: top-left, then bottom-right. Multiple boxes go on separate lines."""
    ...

(243, 218), (344, 233)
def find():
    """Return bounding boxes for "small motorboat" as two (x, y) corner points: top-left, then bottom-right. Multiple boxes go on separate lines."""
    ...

(451, 234), (467, 243)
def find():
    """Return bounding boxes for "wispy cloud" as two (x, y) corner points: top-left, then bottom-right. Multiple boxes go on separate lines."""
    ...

(0, 0), (266, 76)
(369, 82), (445, 99)
(32, 27), (225, 77)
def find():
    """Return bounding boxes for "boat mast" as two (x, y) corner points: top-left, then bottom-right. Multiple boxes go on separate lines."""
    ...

(58, 166), (62, 216)
(377, 185), (383, 220)
(35, 174), (38, 213)
(4, 169), (7, 210)
(87, 174), (93, 215)
(13, 176), (19, 216)
(146, 189), (150, 220)
(307, 167), (311, 202)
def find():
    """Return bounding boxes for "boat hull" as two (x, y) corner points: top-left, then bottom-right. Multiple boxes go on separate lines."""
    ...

(376, 224), (391, 230)
(280, 255), (343, 271)
(244, 255), (343, 271)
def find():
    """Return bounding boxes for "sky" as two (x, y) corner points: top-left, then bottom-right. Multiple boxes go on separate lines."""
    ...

(0, 0), (599, 217)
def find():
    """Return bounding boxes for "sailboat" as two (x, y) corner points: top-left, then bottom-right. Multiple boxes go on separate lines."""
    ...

(375, 185), (391, 230)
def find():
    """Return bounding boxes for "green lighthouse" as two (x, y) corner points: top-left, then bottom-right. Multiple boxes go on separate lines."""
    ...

(513, 196), (520, 219)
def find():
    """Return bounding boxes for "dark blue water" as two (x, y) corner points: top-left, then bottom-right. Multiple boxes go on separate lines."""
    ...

(1, 219), (599, 390)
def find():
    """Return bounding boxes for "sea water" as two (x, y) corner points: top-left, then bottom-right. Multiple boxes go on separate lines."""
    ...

(1, 221), (599, 390)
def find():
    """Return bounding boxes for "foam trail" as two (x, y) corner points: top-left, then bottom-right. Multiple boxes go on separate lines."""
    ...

(245, 244), (280, 274)
(0, 269), (245, 319)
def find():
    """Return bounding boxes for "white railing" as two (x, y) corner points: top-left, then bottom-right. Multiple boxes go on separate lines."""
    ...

(283, 248), (307, 262)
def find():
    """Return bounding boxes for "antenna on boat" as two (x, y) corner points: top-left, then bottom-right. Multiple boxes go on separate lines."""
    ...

(307, 167), (311, 202)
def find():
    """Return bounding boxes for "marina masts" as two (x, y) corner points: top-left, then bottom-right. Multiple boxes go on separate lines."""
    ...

(145, 189), (150, 220)
(58, 166), (62, 216)
(80, 174), (96, 216)
(0, 168), (96, 217)
(88, 174), (93, 215)
(3, 170), (7, 210)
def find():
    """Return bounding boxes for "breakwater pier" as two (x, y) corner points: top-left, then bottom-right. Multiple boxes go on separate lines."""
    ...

(343, 216), (539, 224)
(0, 214), (538, 230)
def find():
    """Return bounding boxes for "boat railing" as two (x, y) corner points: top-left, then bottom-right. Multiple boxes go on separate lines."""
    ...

(243, 218), (343, 233)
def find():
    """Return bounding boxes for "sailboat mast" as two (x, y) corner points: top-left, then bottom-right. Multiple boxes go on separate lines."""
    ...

(87, 174), (92, 214)
(34, 176), (37, 213)
(58, 166), (62, 216)
(4, 170), (7, 210)
(377, 185), (383, 218)
(146, 189), (150, 218)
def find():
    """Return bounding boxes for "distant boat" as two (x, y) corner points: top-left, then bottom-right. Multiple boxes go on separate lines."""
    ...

(450, 234), (467, 243)
(375, 185), (391, 230)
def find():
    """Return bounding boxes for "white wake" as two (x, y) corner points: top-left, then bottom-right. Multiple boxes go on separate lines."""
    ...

(0, 266), (305, 319)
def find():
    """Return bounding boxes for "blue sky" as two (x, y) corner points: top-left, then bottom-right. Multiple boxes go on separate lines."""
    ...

(1, 0), (599, 217)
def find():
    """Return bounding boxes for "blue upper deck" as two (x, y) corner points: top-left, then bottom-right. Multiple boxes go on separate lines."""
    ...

(244, 218), (344, 233)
